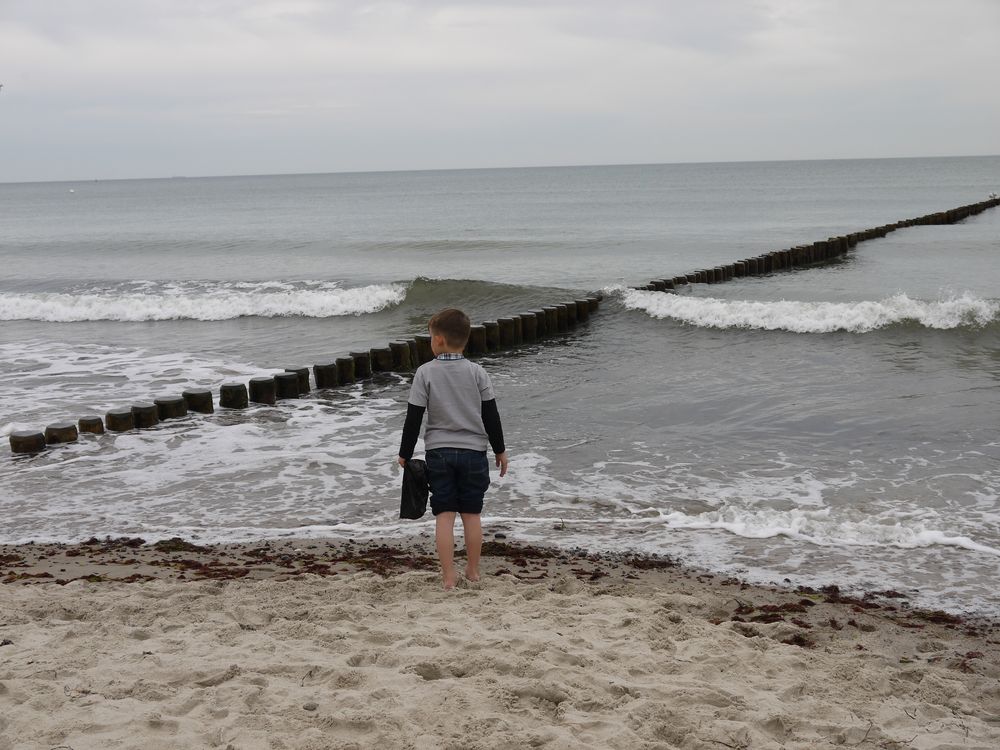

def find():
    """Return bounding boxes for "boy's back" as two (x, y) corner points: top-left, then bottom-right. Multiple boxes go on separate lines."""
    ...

(409, 357), (495, 451)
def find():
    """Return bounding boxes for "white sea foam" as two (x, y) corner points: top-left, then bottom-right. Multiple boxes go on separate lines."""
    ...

(496, 451), (1000, 558)
(0, 341), (288, 435)
(620, 289), (1000, 333)
(0, 280), (407, 322)
(0, 378), (408, 543)
(653, 506), (1000, 557)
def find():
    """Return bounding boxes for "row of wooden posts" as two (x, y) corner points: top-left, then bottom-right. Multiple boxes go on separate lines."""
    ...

(632, 197), (1000, 292)
(8, 195), (999, 456)
(7, 295), (603, 455)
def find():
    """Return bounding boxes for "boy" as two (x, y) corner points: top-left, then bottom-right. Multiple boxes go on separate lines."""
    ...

(397, 308), (508, 590)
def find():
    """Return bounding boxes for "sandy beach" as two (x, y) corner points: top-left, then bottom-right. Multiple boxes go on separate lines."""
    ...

(1, 536), (999, 750)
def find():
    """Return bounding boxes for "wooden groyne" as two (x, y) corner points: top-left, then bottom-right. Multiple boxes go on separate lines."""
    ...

(7, 296), (603, 455)
(632, 197), (1000, 293)
(9, 195), (999, 456)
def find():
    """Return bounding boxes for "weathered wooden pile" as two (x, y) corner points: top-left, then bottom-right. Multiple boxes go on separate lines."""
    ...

(632, 197), (1000, 292)
(8, 296), (603, 455)
(8, 194), (1000, 456)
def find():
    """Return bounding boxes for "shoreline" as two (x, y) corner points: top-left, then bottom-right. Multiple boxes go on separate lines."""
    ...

(2, 533), (998, 622)
(2, 535), (999, 748)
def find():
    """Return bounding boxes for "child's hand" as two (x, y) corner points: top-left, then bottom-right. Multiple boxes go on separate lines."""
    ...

(397, 457), (406, 468)
(495, 451), (508, 477)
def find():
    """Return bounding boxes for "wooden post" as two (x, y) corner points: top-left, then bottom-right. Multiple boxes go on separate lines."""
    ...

(574, 300), (590, 321)
(402, 338), (418, 365)
(220, 383), (250, 408)
(497, 318), (515, 348)
(106, 408), (135, 431)
(563, 301), (578, 326)
(250, 376), (277, 405)
(586, 297), (600, 312)
(44, 422), (78, 445)
(370, 347), (394, 373)
(155, 397), (188, 420)
(284, 367), (310, 394)
(519, 313), (537, 343)
(555, 305), (569, 332)
(512, 316), (523, 345)
(9, 430), (47, 453)
(183, 389), (214, 414)
(312, 363), (338, 388)
(132, 402), (160, 428)
(78, 416), (105, 434)
(467, 325), (487, 355)
(530, 309), (547, 337)
(335, 357), (355, 385)
(350, 351), (372, 379)
(389, 341), (413, 371)
(483, 321), (500, 351)
(414, 334), (434, 364)
(274, 372), (300, 399)
(543, 307), (559, 334)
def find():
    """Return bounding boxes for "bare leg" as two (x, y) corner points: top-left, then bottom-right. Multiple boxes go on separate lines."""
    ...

(461, 512), (482, 582)
(435, 512), (458, 589)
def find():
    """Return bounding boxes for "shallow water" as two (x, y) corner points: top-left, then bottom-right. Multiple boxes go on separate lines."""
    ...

(2, 156), (999, 613)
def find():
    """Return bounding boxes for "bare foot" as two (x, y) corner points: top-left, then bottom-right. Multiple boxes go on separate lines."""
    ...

(443, 573), (458, 590)
(464, 567), (480, 583)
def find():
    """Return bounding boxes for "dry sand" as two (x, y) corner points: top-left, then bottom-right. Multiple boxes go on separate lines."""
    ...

(1, 537), (999, 750)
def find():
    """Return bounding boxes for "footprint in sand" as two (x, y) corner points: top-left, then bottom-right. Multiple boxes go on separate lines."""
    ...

(409, 662), (445, 681)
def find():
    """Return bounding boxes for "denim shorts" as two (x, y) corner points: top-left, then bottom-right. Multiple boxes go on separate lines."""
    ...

(426, 448), (490, 515)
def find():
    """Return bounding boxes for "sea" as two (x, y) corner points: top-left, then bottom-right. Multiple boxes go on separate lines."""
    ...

(2, 156), (999, 614)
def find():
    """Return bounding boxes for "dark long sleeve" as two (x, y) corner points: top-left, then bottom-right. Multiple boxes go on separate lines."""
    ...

(398, 403), (425, 460)
(481, 398), (506, 455)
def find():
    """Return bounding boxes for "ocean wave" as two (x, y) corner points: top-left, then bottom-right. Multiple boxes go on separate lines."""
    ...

(402, 276), (574, 309)
(0, 281), (407, 322)
(619, 289), (1000, 333)
(656, 505), (1000, 557)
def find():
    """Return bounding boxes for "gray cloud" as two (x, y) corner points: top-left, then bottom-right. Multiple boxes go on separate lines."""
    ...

(1, 0), (998, 181)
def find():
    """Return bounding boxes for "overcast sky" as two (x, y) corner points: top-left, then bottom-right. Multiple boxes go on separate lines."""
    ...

(1, 0), (999, 182)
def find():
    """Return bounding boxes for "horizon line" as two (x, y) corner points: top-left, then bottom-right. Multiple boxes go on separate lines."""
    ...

(2, 152), (998, 187)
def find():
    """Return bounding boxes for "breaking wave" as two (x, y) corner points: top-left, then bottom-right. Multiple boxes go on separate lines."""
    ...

(621, 289), (999, 333)
(0, 280), (407, 322)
